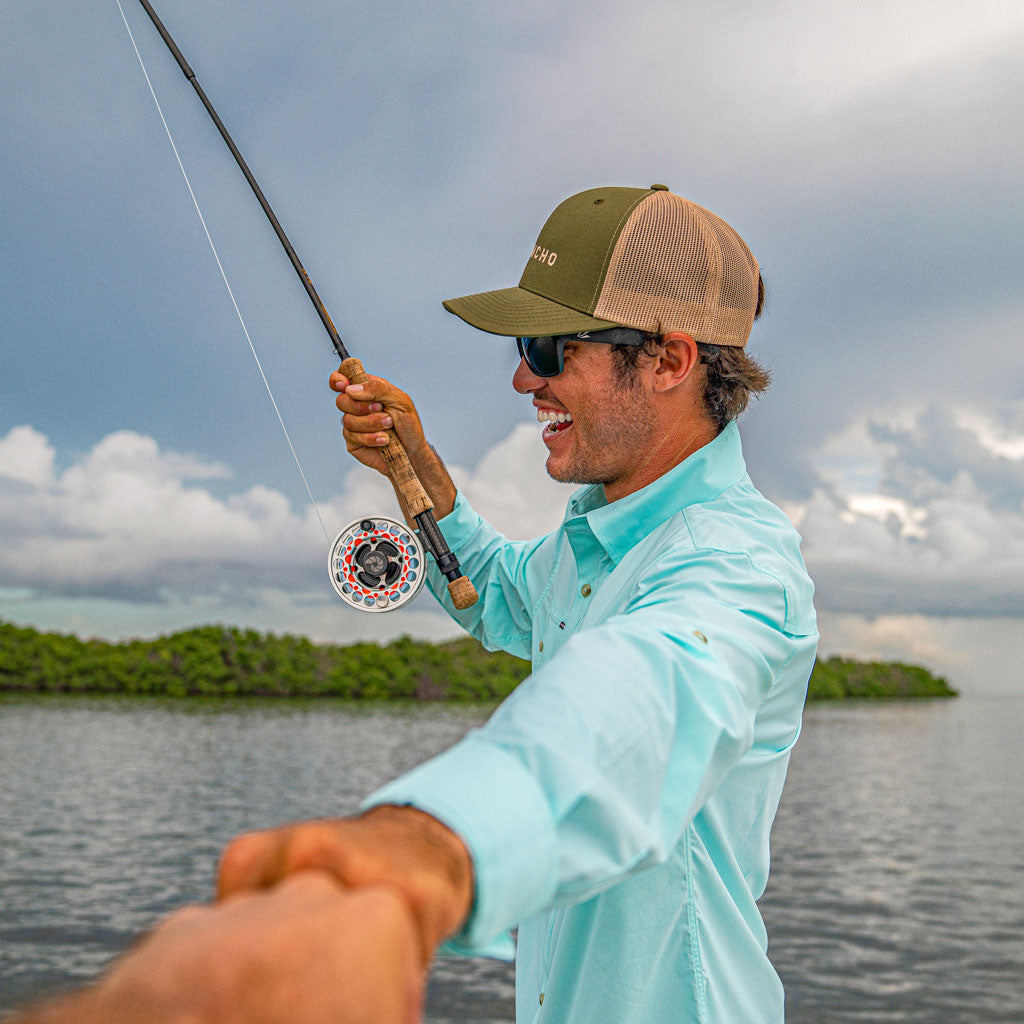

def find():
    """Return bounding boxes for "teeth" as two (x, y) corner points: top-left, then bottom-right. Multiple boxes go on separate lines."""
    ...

(536, 410), (573, 424)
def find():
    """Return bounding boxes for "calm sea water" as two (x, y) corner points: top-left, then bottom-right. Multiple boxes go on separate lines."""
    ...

(1, 693), (1021, 1022)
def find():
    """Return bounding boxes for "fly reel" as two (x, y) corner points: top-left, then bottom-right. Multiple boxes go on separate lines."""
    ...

(328, 516), (425, 612)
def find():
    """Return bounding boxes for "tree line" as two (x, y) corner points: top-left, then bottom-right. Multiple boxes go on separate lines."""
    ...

(0, 621), (956, 701)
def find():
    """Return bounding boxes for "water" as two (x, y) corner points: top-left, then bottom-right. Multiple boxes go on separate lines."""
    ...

(1, 694), (1021, 1022)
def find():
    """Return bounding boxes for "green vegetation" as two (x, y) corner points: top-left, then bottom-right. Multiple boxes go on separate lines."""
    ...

(0, 621), (530, 701)
(0, 621), (955, 701)
(807, 655), (957, 700)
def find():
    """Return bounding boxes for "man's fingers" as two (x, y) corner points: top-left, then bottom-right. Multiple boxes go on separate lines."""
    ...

(337, 375), (417, 425)
(218, 823), (356, 901)
(342, 409), (394, 435)
(336, 373), (400, 403)
(217, 829), (291, 899)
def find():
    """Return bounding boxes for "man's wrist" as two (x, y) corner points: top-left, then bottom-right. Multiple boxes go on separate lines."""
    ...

(418, 444), (457, 520)
(358, 804), (473, 950)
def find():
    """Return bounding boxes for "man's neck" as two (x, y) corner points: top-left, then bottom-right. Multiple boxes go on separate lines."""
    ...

(602, 418), (718, 503)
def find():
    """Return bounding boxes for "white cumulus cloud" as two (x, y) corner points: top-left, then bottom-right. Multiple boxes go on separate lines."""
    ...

(0, 419), (570, 607)
(3, 405), (1022, 693)
(795, 402), (1024, 617)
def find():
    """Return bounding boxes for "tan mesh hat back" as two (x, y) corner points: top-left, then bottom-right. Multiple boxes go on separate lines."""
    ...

(593, 190), (759, 347)
(443, 185), (761, 347)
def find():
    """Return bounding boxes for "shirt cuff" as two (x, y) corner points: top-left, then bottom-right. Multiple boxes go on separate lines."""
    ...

(360, 732), (559, 952)
(425, 490), (484, 608)
(435, 489), (483, 547)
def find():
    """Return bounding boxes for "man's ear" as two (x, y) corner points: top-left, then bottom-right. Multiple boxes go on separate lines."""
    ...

(652, 332), (699, 392)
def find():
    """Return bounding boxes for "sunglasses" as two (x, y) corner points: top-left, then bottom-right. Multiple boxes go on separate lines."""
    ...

(516, 327), (648, 377)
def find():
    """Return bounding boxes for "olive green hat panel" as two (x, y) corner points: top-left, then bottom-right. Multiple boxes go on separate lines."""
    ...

(518, 187), (652, 315)
(440, 288), (620, 337)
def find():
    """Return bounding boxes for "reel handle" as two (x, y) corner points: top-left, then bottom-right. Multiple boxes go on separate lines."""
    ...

(338, 357), (479, 610)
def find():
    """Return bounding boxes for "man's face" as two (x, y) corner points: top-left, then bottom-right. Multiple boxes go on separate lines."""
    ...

(513, 338), (656, 500)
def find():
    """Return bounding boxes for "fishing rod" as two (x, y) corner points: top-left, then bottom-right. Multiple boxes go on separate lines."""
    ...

(132, 0), (477, 612)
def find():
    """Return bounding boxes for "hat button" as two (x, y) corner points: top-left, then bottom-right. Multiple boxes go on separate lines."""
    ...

(650, 183), (669, 191)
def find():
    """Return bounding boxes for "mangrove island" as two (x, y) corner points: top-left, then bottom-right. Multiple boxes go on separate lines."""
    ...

(0, 620), (957, 702)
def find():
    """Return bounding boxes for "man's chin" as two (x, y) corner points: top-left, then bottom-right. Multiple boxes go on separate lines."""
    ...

(544, 454), (574, 484)
(545, 455), (604, 488)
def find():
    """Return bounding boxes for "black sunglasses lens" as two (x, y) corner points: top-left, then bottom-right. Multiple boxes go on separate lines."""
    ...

(517, 336), (562, 376)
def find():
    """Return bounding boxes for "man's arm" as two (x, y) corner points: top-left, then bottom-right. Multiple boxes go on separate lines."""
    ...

(217, 805), (474, 966)
(202, 552), (813, 955)
(332, 367), (553, 653)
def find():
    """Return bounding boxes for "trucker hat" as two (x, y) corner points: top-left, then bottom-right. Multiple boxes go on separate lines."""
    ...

(443, 184), (760, 348)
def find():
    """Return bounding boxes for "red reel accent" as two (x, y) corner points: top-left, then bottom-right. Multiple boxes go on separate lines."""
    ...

(328, 516), (425, 612)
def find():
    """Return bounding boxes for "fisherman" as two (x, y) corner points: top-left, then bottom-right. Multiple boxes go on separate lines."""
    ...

(11, 185), (817, 1024)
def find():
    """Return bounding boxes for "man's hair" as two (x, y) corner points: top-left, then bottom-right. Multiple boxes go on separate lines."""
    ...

(611, 276), (770, 431)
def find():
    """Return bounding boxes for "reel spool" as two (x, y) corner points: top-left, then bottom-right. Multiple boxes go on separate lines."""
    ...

(328, 516), (425, 612)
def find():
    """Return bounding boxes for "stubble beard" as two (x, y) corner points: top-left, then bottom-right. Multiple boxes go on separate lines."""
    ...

(545, 383), (657, 490)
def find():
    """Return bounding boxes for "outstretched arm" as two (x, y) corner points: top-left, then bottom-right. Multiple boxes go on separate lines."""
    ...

(9, 872), (425, 1024)
(10, 807), (472, 1024)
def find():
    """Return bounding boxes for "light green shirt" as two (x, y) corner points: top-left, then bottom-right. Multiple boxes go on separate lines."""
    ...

(365, 421), (818, 1023)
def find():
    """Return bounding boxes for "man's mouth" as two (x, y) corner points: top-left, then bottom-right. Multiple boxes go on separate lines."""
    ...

(537, 408), (573, 436)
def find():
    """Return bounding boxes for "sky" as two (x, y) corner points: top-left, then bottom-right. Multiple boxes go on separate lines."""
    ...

(2, 0), (1022, 694)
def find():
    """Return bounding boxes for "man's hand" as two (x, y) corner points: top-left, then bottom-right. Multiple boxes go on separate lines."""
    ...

(330, 370), (457, 520)
(218, 806), (474, 968)
(330, 370), (427, 475)
(11, 873), (422, 1024)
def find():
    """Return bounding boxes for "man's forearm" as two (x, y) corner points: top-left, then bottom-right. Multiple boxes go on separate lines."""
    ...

(387, 442), (457, 526)
(412, 444), (458, 522)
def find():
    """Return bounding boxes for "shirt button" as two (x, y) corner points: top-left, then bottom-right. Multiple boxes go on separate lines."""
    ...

(581, 584), (591, 597)
(539, 993), (545, 1005)
(539, 640), (544, 652)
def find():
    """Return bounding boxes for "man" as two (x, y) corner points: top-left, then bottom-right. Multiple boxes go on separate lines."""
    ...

(11, 185), (816, 1024)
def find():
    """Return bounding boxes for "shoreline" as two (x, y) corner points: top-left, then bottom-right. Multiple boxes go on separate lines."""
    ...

(0, 621), (958, 702)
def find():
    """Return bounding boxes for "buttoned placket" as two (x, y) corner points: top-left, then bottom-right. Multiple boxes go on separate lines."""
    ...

(562, 514), (608, 617)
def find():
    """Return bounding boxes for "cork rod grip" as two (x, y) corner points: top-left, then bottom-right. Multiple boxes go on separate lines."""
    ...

(339, 357), (479, 611)
(339, 357), (432, 518)
(446, 575), (478, 610)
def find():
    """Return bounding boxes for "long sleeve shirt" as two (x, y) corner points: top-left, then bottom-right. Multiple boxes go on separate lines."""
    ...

(363, 420), (818, 1024)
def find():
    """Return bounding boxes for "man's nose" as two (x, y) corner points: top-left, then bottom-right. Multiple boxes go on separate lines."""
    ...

(513, 357), (544, 394)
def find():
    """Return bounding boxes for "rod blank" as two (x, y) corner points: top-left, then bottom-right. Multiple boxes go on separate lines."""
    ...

(134, 0), (478, 609)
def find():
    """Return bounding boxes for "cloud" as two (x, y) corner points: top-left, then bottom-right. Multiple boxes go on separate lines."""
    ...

(0, 425), (55, 487)
(3, 407), (1022, 690)
(0, 419), (567, 607)
(5, 401), (1022, 621)
(0, 426), (320, 600)
(795, 401), (1024, 617)
(452, 422), (574, 539)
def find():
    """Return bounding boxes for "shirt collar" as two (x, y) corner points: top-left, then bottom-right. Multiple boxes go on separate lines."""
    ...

(564, 420), (748, 565)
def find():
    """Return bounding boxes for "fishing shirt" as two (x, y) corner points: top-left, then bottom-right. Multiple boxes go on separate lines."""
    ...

(363, 419), (818, 1024)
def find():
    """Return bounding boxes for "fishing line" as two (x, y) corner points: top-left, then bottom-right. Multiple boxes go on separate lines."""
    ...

(114, 0), (331, 542)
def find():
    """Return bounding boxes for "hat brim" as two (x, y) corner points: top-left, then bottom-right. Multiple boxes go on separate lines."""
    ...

(442, 286), (621, 337)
